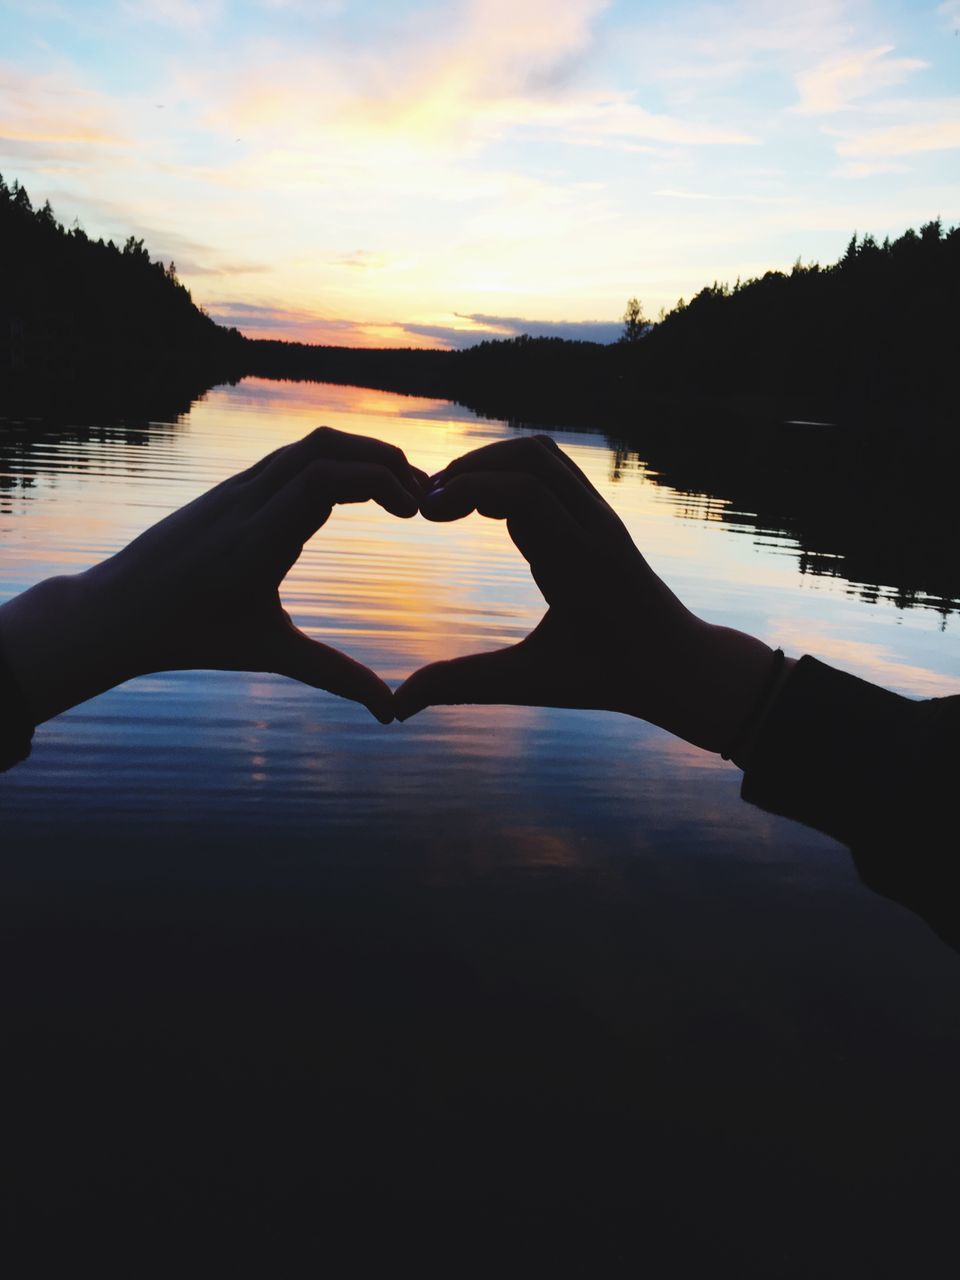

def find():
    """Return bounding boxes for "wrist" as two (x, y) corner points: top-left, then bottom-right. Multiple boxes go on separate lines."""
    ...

(637, 616), (790, 758)
(0, 570), (133, 724)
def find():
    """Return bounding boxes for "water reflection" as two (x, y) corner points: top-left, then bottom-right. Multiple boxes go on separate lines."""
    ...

(4, 378), (958, 622)
(610, 434), (960, 618)
(1, 378), (959, 1268)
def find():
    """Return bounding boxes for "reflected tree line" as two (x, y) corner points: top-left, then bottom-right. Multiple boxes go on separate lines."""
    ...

(607, 414), (959, 619)
(1, 173), (957, 615)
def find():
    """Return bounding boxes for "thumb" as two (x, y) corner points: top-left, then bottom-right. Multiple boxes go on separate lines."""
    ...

(271, 626), (395, 724)
(394, 644), (527, 722)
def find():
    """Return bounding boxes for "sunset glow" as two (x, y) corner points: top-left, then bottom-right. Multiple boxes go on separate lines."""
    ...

(2, 0), (958, 346)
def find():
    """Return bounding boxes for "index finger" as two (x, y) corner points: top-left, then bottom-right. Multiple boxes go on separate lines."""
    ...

(430, 435), (613, 530)
(240, 426), (424, 506)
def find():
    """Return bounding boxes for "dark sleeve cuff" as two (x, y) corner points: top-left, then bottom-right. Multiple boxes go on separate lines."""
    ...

(741, 656), (927, 847)
(741, 655), (960, 944)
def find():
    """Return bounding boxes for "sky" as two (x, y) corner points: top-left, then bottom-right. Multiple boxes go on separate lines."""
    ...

(1, 0), (958, 348)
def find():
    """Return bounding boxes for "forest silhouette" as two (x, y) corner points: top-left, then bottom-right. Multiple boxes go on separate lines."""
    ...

(3, 173), (957, 425)
(1, 173), (957, 613)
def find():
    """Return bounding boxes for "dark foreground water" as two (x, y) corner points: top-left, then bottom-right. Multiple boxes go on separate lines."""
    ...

(1, 380), (958, 1273)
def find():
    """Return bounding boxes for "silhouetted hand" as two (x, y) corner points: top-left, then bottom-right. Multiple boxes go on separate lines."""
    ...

(395, 435), (784, 757)
(0, 428), (427, 726)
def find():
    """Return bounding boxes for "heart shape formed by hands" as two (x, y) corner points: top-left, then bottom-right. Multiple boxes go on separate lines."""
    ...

(31, 425), (774, 759)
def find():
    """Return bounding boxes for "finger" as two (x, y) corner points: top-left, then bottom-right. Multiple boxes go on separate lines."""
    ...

(241, 427), (424, 507)
(230, 443), (287, 486)
(255, 459), (420, 576)
(534, 435), (607, 501)
(420, 471), (590, 574)
(429, 435), (609, 527)
(394, 645), (528, 721)
(271, 626), (395, 724)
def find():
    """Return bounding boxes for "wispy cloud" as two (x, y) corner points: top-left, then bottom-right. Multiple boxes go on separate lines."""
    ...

(205, 0), (752, 155)
(654, 187), (790, 203)
(834, 159), (911, 178)
(120, 0), (225, 30)
(402, 312), (622, 348)
(649, 0), (860, 95)
(0, 63), (130, 154)
(793, 45), (927, 115)
(833, 114), (960, 158)
(333, 250), (390, 270)
(203, 300), (442, 348)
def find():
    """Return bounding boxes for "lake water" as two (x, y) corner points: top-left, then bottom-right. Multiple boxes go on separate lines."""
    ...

(2, 378), (958, 1272)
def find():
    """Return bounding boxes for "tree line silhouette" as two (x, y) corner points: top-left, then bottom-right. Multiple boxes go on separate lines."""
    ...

(0, 173), (243, 411)
(3, 172), (956, 429)
(629, 221), (958, 419)
(243, 223), (958, 428)
(1, 173), (956, 613)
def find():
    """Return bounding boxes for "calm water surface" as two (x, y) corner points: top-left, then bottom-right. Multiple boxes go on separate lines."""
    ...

(2, 379), (958, 1270)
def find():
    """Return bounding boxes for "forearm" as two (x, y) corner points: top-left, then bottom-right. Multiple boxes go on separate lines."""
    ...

(0, 569), (134, 726)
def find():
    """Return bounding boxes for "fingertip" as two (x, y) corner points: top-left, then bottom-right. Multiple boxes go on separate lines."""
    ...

(418, 485), (453, 520)
(387, 499), (418, 519)
(363, 674), (397, 725)
(393, 678), (426, 722)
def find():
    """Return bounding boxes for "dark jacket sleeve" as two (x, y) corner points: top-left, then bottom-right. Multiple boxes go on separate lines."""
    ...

(0, 633), (34, 772)
(741, 655), (960, 947)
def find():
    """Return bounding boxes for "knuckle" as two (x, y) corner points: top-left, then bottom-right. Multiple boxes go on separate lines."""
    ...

(516, 436), (546, 460)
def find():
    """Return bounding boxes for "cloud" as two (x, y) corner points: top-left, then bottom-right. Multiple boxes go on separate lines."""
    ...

(333, 249), (390, 270)
(204, 300), (338, 331)
(401, 312), (623, 348)
(484, 94), (756, 148)
(832, 111), (960, 158)
(203, 302), (622, 350)
(648, 0), (861, 97)
(834, 160), (911, 178)
(258, 0), (342, 12)
(793, 45), (927, 115)
(120, 0), (225, 30)
(0, 64), (130, 156)
(203, 300), (441, 348)
(654, 187), (790, 203)
(937, 2), (960, 30)
(204, 0), (753, 155)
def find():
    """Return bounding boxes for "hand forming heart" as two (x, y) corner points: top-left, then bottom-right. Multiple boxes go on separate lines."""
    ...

(0, 427), (781, 760)
(395, 434), (779, 756)
(0, 428), (425, 728)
